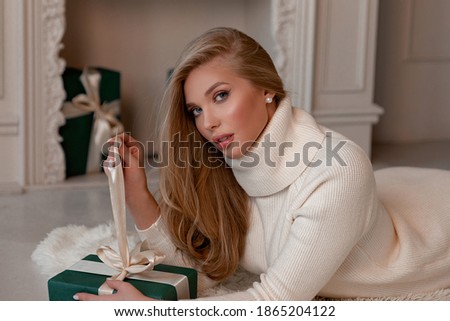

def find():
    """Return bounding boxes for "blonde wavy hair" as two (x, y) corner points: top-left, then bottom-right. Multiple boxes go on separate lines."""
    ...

(157, 27), (286, 281)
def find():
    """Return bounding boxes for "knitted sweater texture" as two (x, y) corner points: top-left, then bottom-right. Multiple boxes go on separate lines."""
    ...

(138, 98), (450, 300)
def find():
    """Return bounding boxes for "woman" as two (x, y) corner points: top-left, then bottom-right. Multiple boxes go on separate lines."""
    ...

(76, 27), (450, 301)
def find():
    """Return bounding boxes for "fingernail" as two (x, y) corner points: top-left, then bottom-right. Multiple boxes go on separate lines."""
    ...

(73, 294), (79, 301)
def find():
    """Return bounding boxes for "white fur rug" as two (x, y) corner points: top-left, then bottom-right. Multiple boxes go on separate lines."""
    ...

(31, 222), (258, 298)
(32, 223), (450, 300)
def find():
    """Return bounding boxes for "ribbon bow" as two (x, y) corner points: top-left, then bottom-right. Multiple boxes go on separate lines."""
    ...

(98, 138), (165, 295)
(71, 67), (124, 173)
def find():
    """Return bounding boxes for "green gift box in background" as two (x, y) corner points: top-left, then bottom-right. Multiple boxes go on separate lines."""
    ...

(59, 67), (122, 177)
(48, 254), (198, 301)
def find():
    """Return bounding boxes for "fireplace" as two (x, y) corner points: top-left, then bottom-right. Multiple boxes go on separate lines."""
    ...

(11, 0), (381, 188)
(23, 0), (316, 185)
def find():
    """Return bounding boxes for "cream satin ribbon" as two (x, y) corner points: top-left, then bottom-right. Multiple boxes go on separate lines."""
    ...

(70, 67), (124, 174)
(99, 139), (165, 295)
(68, 259), (190, 299)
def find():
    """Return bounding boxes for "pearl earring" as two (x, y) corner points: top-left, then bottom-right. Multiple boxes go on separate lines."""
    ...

(265, 97), (273, 104)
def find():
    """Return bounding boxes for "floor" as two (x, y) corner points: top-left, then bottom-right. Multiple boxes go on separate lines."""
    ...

(1, 141), (449, 300)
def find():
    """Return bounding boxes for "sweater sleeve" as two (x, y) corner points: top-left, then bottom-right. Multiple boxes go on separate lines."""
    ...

(136, 217), (218, 294)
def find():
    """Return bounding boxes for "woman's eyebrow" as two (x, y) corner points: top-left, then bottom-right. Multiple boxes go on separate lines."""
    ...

(204, 82), (229, 97)
(185, 102), (196, 110)
(185, 82), (230, 109)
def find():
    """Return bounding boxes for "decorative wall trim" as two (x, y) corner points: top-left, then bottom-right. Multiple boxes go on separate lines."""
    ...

(312, 0), (381, 156)
(26, 0), (315, 185)
(313, 104), (384, 125)
(30, 0), (379, 181)
(272, 0), (316, 111)
(319, 0), (370, 93)
(313, 103), (383, 155)
(24, 0), (66, 185)
(0, 114), (19, 135)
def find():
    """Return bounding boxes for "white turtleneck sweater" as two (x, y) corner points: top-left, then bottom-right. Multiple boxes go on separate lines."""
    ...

(138, 98), (450, 300)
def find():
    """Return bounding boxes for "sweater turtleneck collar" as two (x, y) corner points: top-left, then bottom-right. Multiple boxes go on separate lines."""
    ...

(225, 98), (326, 197)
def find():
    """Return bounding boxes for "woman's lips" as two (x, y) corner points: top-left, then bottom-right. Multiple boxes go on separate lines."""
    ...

(214, 134), (234, 150)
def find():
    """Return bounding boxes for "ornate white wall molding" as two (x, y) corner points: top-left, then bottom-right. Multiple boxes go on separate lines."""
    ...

(272, 0), (316, 111)
(24, 0), (66, 185)
(27, 0), (375, 185)
(29, 0), (316, 185)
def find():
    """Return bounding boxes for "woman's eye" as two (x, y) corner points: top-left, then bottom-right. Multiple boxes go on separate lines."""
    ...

(214, 91), (229, 103)
(190, 107), (202, 117)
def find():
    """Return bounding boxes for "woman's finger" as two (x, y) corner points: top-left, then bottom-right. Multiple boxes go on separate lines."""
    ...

(104, 134), (144, 168)
(74, 280), (127, 301)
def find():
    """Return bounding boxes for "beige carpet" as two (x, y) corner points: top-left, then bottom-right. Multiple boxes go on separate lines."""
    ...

(32, 223), (450, 300)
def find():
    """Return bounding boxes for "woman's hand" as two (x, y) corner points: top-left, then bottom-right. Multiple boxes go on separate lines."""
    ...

(74, 279), (155, 301)
(106, 133), (147, 195)
(104, 133), (160, 229)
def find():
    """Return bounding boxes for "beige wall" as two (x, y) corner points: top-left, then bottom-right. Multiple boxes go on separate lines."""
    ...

(374, 0), (450, 143)
(62, 0), (272, 153)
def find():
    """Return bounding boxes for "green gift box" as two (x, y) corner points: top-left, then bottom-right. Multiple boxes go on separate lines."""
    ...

(59, 67), (121, 177)
(48, 254), (197, 301)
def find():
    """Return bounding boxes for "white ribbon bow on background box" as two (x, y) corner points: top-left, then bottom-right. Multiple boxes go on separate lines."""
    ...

(62, 67), (124, 174)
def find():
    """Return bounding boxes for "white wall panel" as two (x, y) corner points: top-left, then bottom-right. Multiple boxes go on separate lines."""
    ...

(314, 0), (380, 108)
(0, 0), (21, 192)
(313, 0), (383, 155)
(319, 0), (369, 93)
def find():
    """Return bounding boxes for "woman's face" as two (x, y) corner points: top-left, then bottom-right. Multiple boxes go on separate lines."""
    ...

(183, 57), (275, 159)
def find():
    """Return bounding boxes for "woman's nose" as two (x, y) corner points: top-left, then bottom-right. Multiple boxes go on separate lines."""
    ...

(202, 110), (220, 131)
